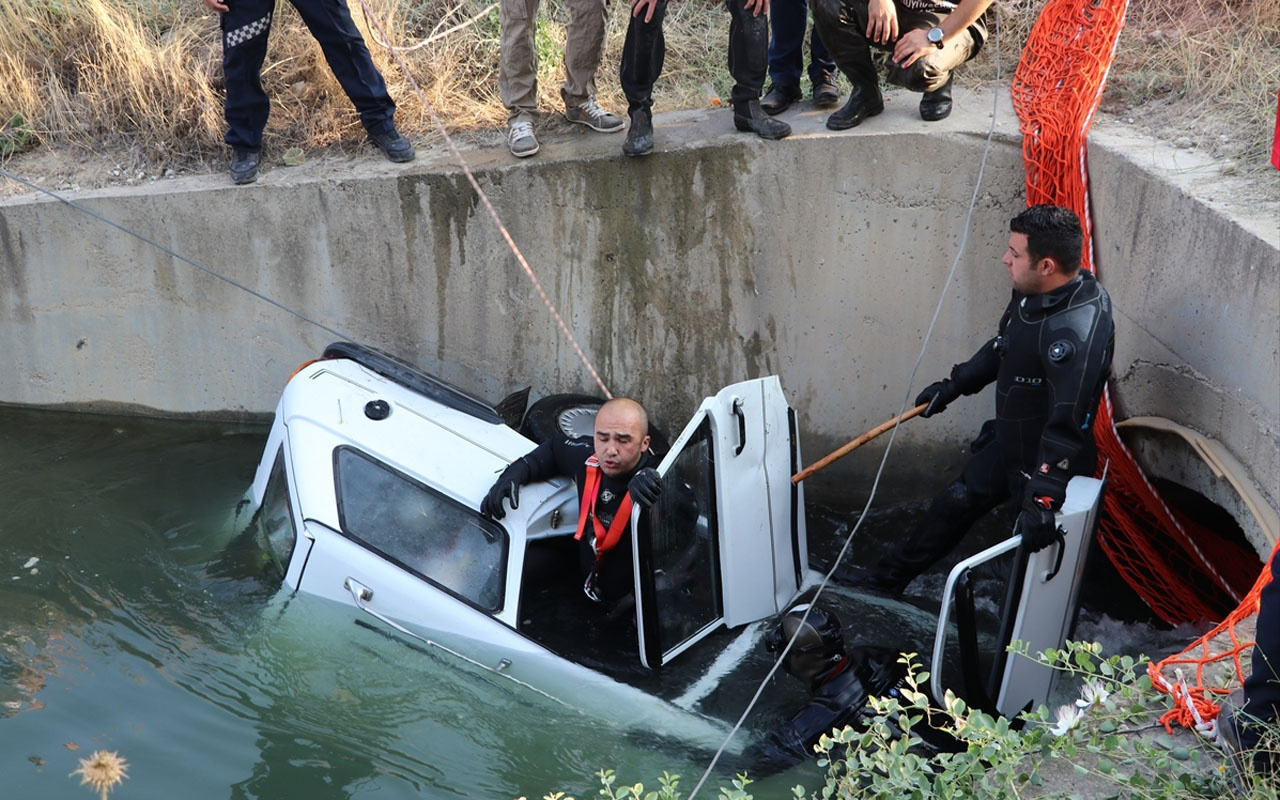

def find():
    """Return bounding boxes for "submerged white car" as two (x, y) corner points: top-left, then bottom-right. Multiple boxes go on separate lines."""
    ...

(238, 342), (1105, 745)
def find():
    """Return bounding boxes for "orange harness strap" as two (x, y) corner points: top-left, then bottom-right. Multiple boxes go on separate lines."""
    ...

(574, 455), (633, 555)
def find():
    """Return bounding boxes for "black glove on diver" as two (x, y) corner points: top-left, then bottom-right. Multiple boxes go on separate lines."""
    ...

(628, 467), (663, 509)
(915, 379), (961, 418)
(1016, 497), (1063, 553)
(481, 458), (531, 520)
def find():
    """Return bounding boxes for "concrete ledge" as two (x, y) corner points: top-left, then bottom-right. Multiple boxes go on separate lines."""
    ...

(1, 86), (1276, 544)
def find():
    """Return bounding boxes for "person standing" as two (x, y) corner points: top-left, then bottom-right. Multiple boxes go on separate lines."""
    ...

(201, 0), (415, 185)
(810, 0), (993, 129)
(499, 0), (625, 159)
(846, 205), (1115, 597)
(759, 0), (840, 115)
(620, 0), (791, 157)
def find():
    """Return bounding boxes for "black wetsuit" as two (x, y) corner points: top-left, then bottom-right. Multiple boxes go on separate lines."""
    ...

(878, 271), (1115, 590)
(522, 435), (658, 606)
(741, 648), (909, 774)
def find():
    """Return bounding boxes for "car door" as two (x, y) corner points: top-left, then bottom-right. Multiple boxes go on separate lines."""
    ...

(632, 376), (807, 669)
(930, 474), (1106, 717)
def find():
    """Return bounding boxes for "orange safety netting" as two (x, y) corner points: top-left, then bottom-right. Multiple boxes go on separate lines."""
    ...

(1148, 542), (1277, 734)
(1012, 0), (1271, 732)
(1010, 0), (1259, 629)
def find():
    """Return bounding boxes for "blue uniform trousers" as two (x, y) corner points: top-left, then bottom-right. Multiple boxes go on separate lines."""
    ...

(219, 0), (397, 149)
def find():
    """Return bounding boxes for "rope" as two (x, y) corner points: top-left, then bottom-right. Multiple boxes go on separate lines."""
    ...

(1148, 540), (1278, 737)
(353, 0), (614, 399)
(686, 12), (1010, 797)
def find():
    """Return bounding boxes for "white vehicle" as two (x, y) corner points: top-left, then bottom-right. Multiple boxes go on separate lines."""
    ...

(238, 342), (1105, 743)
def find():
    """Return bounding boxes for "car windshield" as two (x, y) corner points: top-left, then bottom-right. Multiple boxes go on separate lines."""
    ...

(334, 447), (507, 611)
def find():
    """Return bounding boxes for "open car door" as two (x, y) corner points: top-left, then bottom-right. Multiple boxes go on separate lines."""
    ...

(632, 377), (807, 669)
(930, 474), (1106, 717)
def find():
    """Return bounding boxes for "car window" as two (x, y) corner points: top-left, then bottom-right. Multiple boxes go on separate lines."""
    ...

(256, 446), (297, 579)
(334, 447), (507, 611)
(641, 416), (722, 660)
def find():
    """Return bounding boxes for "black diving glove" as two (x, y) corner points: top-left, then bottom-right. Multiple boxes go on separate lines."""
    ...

(915, 379), (961, 418)
(481, 458), (531, 520)
(628, 467), (663, 509)
(1016, 497), (1064, 553)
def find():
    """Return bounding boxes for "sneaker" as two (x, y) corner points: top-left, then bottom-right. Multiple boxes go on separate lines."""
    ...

(230, 147), (260, 185)
(369, 127), (416, 162)
(508, 121), (539, 158)
(563, 99), (625, 133)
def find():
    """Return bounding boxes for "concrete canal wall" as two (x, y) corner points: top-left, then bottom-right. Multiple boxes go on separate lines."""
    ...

(2, 88), (1277, 552)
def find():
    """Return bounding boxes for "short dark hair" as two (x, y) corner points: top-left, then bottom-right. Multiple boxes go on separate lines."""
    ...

(1010, 204), (1084, 274)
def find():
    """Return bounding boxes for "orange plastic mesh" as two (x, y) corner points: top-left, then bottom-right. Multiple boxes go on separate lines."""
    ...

(1148, 542), (1278, 734)
(1011, 0), (1259, 629)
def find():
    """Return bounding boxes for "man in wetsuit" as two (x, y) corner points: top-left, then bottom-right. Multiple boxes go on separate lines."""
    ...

(852, 204), (1115, 597)
(480, 398), (663, 612)
(746, 605), (908, 772)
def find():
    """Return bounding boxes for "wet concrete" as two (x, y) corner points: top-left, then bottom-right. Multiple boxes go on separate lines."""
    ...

(0, 86), (1275, 553)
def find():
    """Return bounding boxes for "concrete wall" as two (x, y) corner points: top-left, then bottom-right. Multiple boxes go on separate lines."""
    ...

(1, 89), (1276, 546)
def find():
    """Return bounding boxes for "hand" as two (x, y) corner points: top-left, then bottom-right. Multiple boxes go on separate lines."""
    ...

(628, 467), (663, 509)
(744, 0), (769, 16)
(892, 27), (932, 68)
(915, 379), (959, 418)
(866, 0), (899, 45)
(201, 0), (229, 12)
(1016, 499), (1063, 553)
(631, 0), (661, 22)
(480, 459), (530, 520)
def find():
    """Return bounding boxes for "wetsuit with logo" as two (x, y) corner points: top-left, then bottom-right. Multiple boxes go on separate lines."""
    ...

(521, 435), (658, 607)
(876, 271), (1115, 591)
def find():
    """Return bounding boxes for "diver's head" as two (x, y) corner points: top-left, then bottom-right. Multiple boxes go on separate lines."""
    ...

(765, 604), (845, 687)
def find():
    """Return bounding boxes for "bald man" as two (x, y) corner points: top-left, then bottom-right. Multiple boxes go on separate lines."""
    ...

(481, 398), (663, 610)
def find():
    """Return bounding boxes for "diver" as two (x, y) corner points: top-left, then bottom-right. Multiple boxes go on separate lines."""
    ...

(742, 604), (912, 774)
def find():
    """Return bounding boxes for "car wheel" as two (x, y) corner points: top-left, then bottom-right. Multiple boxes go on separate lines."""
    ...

(521, 394), (671, 456)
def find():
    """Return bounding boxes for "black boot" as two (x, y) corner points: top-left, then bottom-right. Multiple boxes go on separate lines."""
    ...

(920, 74), (954, 121)
(733, 99), (791, 140)
(825, 83), (884, 130)
(760, 83), (801, 115)
(623, 108), (654, 157)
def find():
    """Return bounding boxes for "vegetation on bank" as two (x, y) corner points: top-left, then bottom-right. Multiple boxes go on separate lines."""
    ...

(0, 0), (1275, 175)
(523, 641), (1277, 800)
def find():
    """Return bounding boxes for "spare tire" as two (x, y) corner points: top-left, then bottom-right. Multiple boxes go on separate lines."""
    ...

(521, 394), (671, 457)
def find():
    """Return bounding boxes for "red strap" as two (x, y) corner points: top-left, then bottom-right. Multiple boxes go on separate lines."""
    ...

(574, 456), (633, 554)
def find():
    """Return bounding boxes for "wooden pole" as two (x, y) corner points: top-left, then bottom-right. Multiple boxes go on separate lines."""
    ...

(791, 403), (929, 484)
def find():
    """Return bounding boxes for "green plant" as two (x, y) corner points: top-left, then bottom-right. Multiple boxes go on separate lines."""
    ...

(0, 114), (36, 156)
(522, 641), (1276, 800)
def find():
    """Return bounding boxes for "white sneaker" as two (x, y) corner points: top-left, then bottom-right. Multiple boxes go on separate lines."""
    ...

(508, 121), (539, 158)
(563, 99), (625, 133)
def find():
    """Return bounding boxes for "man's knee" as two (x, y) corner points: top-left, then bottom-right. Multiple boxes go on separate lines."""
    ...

(886, 59), (946, 93)
(809, 0), (847, 29)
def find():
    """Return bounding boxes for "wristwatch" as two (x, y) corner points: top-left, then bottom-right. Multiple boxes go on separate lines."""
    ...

(927, 26), (945, 48)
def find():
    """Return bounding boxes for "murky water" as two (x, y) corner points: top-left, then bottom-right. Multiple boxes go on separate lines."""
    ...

(0, 405), (1203, 800)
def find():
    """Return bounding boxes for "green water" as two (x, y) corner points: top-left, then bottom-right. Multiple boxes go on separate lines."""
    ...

(1, 405), (1191, 800)
(0, 406), (834, 799)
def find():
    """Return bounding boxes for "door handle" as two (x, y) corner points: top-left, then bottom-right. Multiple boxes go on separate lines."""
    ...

(732, 397), (746, 456)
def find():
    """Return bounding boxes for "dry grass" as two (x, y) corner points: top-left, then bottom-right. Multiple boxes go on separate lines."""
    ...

(0, 0), (1275, 176)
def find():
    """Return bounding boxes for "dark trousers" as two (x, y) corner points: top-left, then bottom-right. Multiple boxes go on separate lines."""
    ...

(768, 0), (835, 89)
(621, 0), (768, 113)
(876, 441), (1019, 591)
(1244, 551), (1280, 732)
(809, 0), (981, 94)
(220, 0), (397, 149)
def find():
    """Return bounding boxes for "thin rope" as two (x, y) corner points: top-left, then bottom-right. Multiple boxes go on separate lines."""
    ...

(687, 13), (1007, 796)
(0, 167), (359, 344)
(354, 0), (614, 399)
